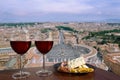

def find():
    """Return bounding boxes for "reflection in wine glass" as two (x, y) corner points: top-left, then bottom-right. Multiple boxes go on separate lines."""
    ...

(10, 27), (31, 79)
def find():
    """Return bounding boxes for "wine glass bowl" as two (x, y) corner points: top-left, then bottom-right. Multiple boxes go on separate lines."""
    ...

(35, 41), (53, 76)
(35, 41), (53, 54)
(10, 41), (31, 55)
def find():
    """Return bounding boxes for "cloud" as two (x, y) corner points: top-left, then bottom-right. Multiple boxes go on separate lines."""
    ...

(38, 0), (94, 14)
(0, 0), (119, 15)
(0, 0), (94, 15)
(0, 0), (120, 22)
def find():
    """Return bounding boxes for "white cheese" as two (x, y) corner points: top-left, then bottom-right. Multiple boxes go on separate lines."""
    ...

(68, 57), (86, 68)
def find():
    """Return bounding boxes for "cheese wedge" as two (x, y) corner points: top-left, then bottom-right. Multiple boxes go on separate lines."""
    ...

(68, 57), (86, 69)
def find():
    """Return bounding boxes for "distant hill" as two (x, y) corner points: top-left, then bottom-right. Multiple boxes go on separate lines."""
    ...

(0, 22), (43, 27)
(0, 19), (120, 27)
(104, 19), (120, 23)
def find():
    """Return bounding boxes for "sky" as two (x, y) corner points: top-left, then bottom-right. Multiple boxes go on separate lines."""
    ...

(0, 0), (120, 23)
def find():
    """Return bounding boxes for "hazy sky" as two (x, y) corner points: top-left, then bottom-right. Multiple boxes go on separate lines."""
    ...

(0, 0), (120, 23)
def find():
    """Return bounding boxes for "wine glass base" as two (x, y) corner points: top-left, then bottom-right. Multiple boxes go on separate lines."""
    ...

(36, 70), (52, 77)
(12, 71), (30, 79)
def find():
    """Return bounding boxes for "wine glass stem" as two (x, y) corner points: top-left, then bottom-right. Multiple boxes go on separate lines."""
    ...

(43, 55), (45, 71)
(20, 55), (23, 76)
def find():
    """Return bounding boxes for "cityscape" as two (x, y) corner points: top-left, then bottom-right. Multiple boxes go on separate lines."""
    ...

(0, 0), (120, 79)
(0, 22), (120, 76)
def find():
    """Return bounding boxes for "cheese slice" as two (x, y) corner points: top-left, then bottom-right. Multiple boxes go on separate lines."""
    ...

(68, 57), (86, 69)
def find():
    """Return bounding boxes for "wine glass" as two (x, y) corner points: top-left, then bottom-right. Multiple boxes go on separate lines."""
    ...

(35, 41), (53, 76)
(34, 30), (54, 77)
(10, 27), (31, 79)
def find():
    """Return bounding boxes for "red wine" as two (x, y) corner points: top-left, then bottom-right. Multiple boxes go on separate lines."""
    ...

(10, 41), (31, 55)
(35, 41), (53, 55)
